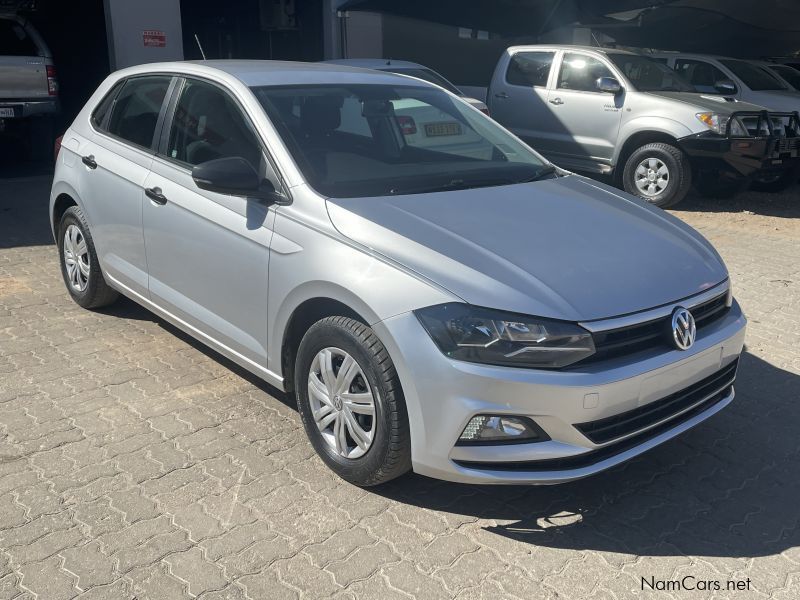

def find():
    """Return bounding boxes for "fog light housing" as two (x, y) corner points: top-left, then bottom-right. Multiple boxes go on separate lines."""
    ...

(456, 415), (550, 445)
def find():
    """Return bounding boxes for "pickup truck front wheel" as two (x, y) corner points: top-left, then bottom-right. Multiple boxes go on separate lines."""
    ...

(622, 143), (691, 208)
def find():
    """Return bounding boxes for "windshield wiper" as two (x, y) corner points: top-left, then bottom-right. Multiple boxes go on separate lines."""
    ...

(389, 177), (505, 195)
(514, 165), (558, 184)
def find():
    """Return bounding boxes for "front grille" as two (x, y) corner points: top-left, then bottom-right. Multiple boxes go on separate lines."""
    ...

(575, 358), (738, 444)
(581, 291), (730, 365)
(453, 360), (737, 473)
(775, 137), (800, 155)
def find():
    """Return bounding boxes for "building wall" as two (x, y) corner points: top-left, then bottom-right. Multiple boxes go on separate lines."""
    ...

(104, 0), (184, 69)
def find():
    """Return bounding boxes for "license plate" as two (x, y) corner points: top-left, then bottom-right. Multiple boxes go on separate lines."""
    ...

(0, 108), (16, 118)
(425, 122), (461, 137)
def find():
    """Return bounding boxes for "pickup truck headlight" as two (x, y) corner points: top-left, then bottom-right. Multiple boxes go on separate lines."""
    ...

(696, 112), (748, 136)
(414, 303), (595, 368)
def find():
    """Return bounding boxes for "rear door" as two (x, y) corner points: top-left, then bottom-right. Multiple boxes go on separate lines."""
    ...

(488, 50), (558, 155)
(0, 17), (48, 103)
(545, 51), (624, 168)
(76, 75), (175, 297)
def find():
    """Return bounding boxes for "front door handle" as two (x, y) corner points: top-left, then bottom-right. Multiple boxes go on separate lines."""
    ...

(549, 97), (564, 105)
(145, 187), (167, 205)
(494, 92), (509, 99)
(81, 155), (97, 169)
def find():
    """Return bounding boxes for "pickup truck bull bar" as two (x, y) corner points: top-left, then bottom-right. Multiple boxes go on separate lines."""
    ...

(726, 110), (800, 139)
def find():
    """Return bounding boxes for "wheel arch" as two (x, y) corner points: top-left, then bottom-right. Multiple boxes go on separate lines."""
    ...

(49, 181), (84, 240)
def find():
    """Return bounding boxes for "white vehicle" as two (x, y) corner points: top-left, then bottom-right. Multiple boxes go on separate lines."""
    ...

(651, 52), (800, 113)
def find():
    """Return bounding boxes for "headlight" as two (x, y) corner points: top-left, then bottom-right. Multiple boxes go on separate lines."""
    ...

(696, 112), (748, 136)
(414, 303), (595, 369)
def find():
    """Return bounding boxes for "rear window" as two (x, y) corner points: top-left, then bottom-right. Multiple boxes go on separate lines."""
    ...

(0, 18), (40, 56)
(105, 76), (172, 149)
(506, 52), (554, 87)
(720, 59), (787, 91)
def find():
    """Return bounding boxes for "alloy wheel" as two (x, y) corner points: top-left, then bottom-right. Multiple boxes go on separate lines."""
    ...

(307, 347), (376, 459)
(63, 224), (90, 292)
(634, 157), (670, 197)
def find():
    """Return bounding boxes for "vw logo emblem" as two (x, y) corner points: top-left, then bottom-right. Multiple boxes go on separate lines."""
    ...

(671, 307), (696, 350)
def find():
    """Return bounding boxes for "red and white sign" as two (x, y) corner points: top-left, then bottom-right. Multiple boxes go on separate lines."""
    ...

(142, 30), (167, 48)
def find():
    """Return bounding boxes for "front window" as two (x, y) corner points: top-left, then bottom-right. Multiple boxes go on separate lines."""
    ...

(252, 84), (550, 198)
(608, 54), (695, 92)
(387, 68), (462, 95)
(557, 53), (615, 93)
(720, 59), (787, 91)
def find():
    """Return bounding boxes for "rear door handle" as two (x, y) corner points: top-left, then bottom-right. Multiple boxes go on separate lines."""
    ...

(144, 187), (167, 205)
(549, 97), (564, 105)
(494, 92), (509, 99)
(81, 155), (97, 169)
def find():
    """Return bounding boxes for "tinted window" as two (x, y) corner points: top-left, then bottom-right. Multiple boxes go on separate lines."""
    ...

(674, 59), (728, 93)
(252, 84), (548, 198)
(557, 53), (614, 92)
(608, 54), (693, 92)
(106, 76), (172, 149)
(91, 83), (122, 130)
(389, 68), (462, 95)
(0, 19), (39, 56)
(166, 79), (262, 168)
(721, 59), (787, 91)
(768, 64), (800, 90)
(506, 52), (554, 87)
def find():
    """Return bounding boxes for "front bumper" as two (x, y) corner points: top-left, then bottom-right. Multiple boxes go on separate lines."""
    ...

(679, 111), (800, 179)
(374, 299), (746, 484)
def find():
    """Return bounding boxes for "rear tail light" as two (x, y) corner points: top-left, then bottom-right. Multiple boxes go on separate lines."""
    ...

(396, 115), (417, 135)
(54, 135), (63, 161)
(46, 65), (59, 96)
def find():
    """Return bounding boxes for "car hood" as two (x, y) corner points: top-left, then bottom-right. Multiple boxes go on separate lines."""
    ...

(646, 91), (767, 114)
(325, 175), (727, 321)
(742, 90), (800, 112)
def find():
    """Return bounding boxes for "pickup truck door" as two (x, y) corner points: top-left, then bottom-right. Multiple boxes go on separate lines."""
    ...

(545, 52), (624, 170)
(488, 50), (558, 156)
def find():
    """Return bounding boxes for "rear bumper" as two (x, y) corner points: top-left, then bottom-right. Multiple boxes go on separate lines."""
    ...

(0, 98), (59, 119)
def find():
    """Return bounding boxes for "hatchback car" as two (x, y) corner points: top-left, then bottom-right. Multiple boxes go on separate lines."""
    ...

(51, 61), (746, 486)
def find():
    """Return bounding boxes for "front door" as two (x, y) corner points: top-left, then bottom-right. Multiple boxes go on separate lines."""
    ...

(545, 52), (624, 170)
(142, 78), (277, 368)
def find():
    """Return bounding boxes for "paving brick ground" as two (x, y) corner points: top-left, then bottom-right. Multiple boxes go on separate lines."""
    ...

(0, 172), (798, 599)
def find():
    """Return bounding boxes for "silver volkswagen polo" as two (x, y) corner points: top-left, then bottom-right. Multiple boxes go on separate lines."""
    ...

(50, 61), (746, 486)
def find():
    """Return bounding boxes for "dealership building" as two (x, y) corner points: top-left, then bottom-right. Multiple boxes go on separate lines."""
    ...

(5, 0), (799, 126)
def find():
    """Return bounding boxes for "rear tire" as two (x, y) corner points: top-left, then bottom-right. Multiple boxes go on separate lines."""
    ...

(622, 142), (691, 208)
(57, 206), (119, 309)
(294, 316), (411, 487)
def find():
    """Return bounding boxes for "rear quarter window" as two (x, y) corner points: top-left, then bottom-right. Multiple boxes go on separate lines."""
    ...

(0, 18), (40, 56)
(104, 76), (172, 150)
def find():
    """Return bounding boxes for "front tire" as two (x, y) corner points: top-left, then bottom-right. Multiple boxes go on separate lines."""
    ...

(622, 142), (691, 208)
(57, 206), (119, 309)
(294, 317), (411, 487)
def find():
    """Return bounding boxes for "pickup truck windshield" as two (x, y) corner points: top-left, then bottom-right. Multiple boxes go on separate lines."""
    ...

(608, 54), (695, 92)
(721, 59), (787, 91)
(252, 84), (550, 198)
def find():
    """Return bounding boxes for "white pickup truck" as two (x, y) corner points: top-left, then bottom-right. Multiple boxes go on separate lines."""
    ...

(0, 12), (59, 159)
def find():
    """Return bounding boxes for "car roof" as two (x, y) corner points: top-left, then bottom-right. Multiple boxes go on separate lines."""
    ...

(324, 58), (428, 70)
(506, 44), (636, 56)
(113, 60), (433, 89)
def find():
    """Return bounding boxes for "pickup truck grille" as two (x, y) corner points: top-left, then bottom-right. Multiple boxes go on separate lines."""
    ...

(575, 358), (738, 445)
(579, 291), (730, 365)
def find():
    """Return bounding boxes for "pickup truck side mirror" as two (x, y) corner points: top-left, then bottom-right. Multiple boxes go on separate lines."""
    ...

(714, 80), (738, 95)
(192, 156), (290, 205)
(596, 77), (622, 94)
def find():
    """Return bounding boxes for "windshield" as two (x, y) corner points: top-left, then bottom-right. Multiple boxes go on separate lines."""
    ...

(720, 60), (787, 91)
(252, 84), (550, 198)
(766, 64), (800, 90)
(608, 54), (695, 92)
(388, 68), (462, 95)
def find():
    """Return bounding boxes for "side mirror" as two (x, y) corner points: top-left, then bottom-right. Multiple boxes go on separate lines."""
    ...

(596, 76), (622, 94)
(714, 79), (737, 95)
(192, 157), (289, 204)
